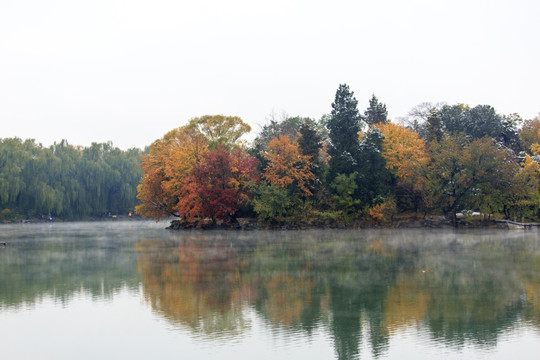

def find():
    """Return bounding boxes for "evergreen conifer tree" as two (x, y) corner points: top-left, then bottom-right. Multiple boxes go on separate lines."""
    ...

(298, 120), (324, 190)
(327, 84), (363, 180)
(425, 108), (443, 143)
(364, 94), (388, 126)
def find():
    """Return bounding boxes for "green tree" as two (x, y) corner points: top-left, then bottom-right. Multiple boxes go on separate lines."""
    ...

(0, 138), (30, 209)
(331, 172), (360, 218)
(427, 135), (514, 225)
(438, 104), (520, 150)
(425, 108), (443, 143)
(252, 181), (290, 222)
(356, 127), (394, 206)
(1, 137), (142, 220)
(364, 94), (388, 126)
(298, 119), (326, 189)
(327, 84), (363, 180)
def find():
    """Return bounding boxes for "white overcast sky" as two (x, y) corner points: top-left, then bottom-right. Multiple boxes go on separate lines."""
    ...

(1, 0), (539, 149)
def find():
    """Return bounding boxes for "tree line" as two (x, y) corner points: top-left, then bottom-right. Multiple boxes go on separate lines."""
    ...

(136, 85), (540, 226)
(0, 139), (143, 220)
(1, 84), (538, 224)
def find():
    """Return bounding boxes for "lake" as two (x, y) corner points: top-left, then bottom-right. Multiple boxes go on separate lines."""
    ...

(1, 221), (539, 359)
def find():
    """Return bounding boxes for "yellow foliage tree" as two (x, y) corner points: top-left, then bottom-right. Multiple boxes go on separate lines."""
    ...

(377, 122), (428, 183)
(377, 122), (429, 212)
(187, 115), (251, 148)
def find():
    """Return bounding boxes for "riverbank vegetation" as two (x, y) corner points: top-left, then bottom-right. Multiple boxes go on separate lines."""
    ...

(136, 85), (540, 227)
(0, 140), (143, 220)
(1, 84), (539, 225)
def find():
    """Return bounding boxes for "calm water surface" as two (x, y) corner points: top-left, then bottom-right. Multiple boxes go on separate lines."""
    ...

(1, 221), (540, 359)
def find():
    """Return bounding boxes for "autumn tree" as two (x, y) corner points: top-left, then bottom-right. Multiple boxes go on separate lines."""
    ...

(253, 135), (315, 221)
(193, 146), (259, 223)
(520, 116), (540, 154)
(136, 126), (207, 220)
(505, 126), (540, 220)
(136, 115), (254, 224)
(261, 135), (315, 197)
(508, 155), (540, 219)
(249, 115), (310, 171)
(377, 122), (429, 212)
(532, 128), (540, 156)
(187, 115), (251, 148)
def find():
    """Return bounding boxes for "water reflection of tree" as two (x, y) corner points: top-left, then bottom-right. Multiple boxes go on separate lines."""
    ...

(381, 233), (540, 349)
(136, 234), (255, 336)
(135, 230), (540, 357)
(0, 237), (140, 308)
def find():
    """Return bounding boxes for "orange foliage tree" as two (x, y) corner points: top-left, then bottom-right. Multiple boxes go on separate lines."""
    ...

(136, 126), (208, 220)
(136, 115), (255, 224)
(261, 135), (315, 197)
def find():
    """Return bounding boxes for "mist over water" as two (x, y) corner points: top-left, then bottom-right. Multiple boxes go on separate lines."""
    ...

(1, 222), (539, 359)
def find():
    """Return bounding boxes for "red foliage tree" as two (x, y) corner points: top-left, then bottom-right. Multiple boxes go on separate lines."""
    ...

(193, 146), (259, 223)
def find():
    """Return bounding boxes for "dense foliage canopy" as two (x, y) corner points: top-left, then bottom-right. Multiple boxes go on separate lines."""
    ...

(0, 139), (142, 220)
(2, 85), (539, 225)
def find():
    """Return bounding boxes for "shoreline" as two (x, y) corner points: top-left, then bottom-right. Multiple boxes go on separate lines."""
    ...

(166, 217), (540, 231)
(2, 216), (538, 231)
(0, 214), (145, 225)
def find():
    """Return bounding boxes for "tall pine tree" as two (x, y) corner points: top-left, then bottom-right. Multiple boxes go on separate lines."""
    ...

(364, 94), (388, 126)
(298, 119), (325, 194)
(327, 84), (363, 180)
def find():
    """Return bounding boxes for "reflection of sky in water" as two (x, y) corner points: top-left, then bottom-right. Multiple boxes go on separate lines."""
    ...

(0, 289), (337, 360)
(1, 222), (540, 359)
(2, 289), (539, 360)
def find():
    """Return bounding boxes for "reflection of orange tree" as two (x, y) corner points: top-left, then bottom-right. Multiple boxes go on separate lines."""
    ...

(383, 276), (429, 332)
(136, 233), (333, 335)
(135, 231), (540, 351)
(524, 275), (540, 326)
(136, 236), (257, 336)
(369, 237), (429, 332)
(260, 268), (329, 329)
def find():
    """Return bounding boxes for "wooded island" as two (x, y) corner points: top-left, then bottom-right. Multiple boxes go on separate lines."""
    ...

(2, 84), (539, 227)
